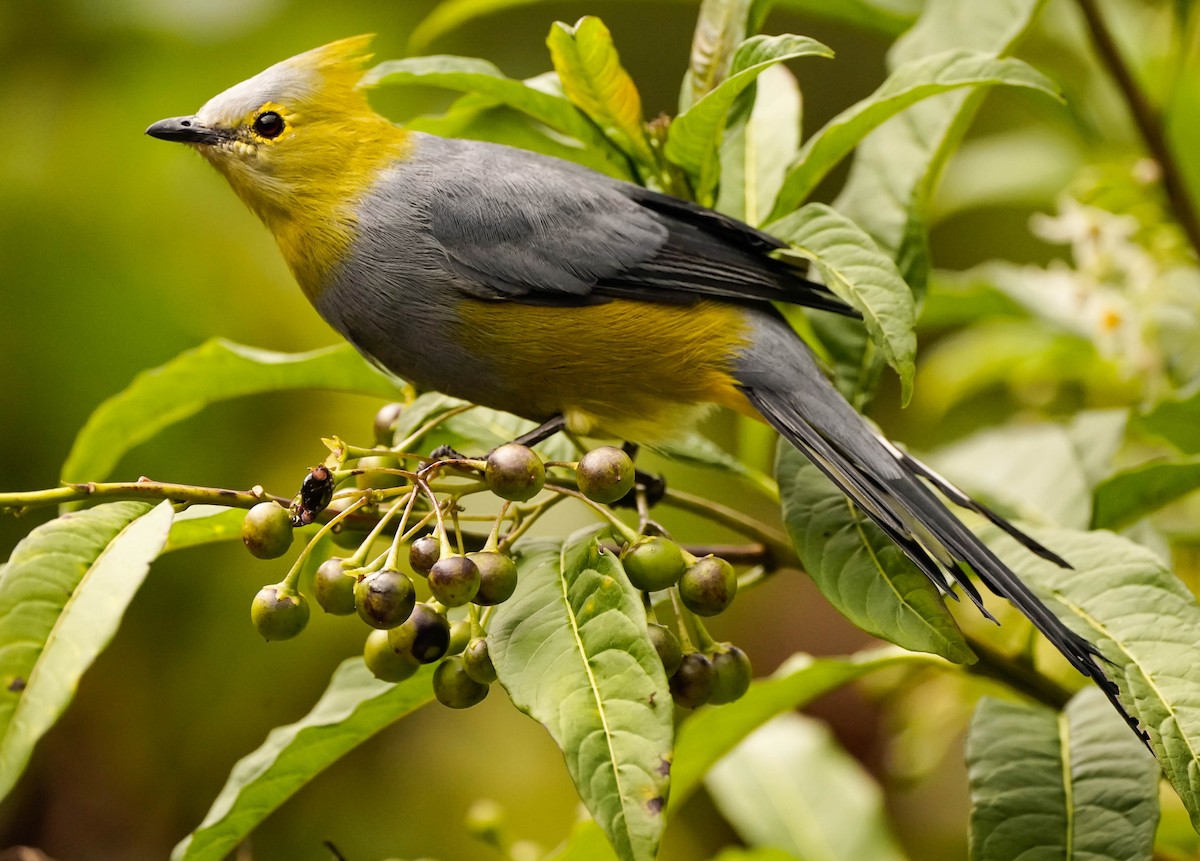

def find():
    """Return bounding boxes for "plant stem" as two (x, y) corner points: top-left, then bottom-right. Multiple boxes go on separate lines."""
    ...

(659, 487), (798, 570)
(1075, 0), (1200, 257)
(0, 480), (284, 514)
(964, 634), (1073, 709)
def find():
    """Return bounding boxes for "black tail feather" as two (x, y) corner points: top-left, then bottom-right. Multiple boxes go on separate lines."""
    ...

(741, 384), (1149, 746)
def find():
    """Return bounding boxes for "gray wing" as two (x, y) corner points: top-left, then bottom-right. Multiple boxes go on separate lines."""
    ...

(409, 135), (853, 315)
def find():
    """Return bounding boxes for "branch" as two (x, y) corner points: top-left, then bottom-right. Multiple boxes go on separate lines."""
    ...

(1075, 0), (1200, 257)
(964, 633), (1073, 709)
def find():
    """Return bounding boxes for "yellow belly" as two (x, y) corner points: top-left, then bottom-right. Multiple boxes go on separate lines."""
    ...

(455, 298), (757, 441)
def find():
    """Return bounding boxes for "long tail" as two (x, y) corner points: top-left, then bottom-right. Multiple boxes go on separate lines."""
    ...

(735, 313), (1147, 743)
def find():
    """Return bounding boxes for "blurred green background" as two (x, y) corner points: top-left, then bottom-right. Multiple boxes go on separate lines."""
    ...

(0, 1), (1187, 859)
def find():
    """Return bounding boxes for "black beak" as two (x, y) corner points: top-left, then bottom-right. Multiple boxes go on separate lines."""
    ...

(145, 116), (227, 144)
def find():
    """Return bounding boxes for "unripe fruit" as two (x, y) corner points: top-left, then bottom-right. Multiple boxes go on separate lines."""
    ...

(251, 585), (309, 641)
(408, 535), (440, 577)
(355, 455), (406, 490)
(429, 555), (481, 607)
(387, 603), (451, 664)
(709, 644), (752, 704)
(679, 556), (737, 616)
(463, 637), (497, 684)
(433, 656), (490, 708)
(363, 629), (420, 683)
(373, 402), (405, 446)
(468, 551), (518, 605)
(622, 537), (687, 592)
(670, 652), (715, 709)
(241, 502), (294, 559)
(647, 623), (683, 676)
(447, 619), (471, 656)
(485, 444), (545, 501)
(576, 446), (636, 504)
(354, 569), (416, 629)
(313, 557), (356, 615)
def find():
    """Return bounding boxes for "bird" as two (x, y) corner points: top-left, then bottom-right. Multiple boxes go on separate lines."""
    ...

(146, 36), (1142, 738)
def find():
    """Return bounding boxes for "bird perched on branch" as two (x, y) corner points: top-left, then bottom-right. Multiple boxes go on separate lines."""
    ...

(146, 36), (1142, 738)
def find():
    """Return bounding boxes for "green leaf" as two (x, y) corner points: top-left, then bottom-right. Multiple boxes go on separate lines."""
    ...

(61, 339), (405, 486)
(834, 0), (1048, 288)
(649, 431), (776, 497)
(716, 64), (802, 226)
(490, 531), (672, 861)
(776, 444), (975, 664)
(1092, 456), (1200, 531)
(544, 817), (621, 861)
(770, 49), (1058, 219)
(771, 0), (921, 34)
(706, 714), (908, 861)
(547, 17), (656, 172)
(365, 56), (628, 175)
(666, 34), (832, 205)
(164, 505), (248, 552)
(670, 647), (940, 811)
(0, 501), (172, 801)
(172, 659), (435, 861)
(967, 689), (1159, 861)
(769, 203), (917, 402)
(984, 525), (1200, 830)
(1136, 387), (1200, 454)
(678, 0), (755, 112)
(928, 411), (1129, 532)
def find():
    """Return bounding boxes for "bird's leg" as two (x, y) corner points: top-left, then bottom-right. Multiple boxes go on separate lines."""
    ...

(428, 414), (567, 462)
(612, 442), (667, 512)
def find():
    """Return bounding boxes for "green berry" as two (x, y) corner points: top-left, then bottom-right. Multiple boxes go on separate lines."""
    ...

(313, 557), (357, 615)
(354, 569), (416, 629)
(622, 537), (687, 592)
(447, 619), (471, 656)
(355, 454), (406, 490)
(387, 603), (451, 664)
(679, 556), (737, 616)
(463, 637), (497, 684)
(485, 444), (545, 501)
(408, 535), (440, 577)
(576, 446), (636, 504)
(429, 555), (481, 607)
(241, 502), (294, 560)
(670, 652), (715, 709)
(647, 623), (682, 676)
(433, 656), (490, 708)
(250, 585), (309, 641)
(373, 402), (405, 446)
(363, 629), (420, 682)
(468, 551), (518, 605)
(709, 644), (752, 704)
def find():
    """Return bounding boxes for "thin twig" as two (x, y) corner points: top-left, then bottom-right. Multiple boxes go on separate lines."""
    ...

(964, 634), (1073, 709)
(1075, 0), (1200, 257)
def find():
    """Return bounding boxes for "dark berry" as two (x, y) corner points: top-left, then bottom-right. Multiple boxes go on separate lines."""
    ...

(485, 444), (545, 501)
(576, 446), (636, 504)
(622, 537), (686, 592)
(463, 637), (497, 684)
(679, 556), (737, 616)
(647, 623), (682, 676)
(363, 629), (420, 683)
(408, 535), (440, 577)
(387, 603), (451, 664)
(373, 402), (405, 446)
(433, 656), (490, 708)
(670, 652), (715, 709)
(250, 585), (309, 641)
(241, 502), (294, 559)
(468, 551), (518, 605)
(299, 465), (334, 517)
(428, 555), (481, 607)
(354, 569), (416, 629)
(709, 644), (752, 704)
(313, 557), (356, 615)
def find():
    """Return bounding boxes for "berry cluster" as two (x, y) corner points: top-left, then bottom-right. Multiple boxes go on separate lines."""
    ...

(239, 401), (754, 710)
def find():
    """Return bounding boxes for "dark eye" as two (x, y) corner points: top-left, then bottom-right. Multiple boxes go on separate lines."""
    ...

(252, 111), (285, 139)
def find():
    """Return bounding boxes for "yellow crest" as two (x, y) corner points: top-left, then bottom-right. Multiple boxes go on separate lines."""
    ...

(281, 35), (376, 90)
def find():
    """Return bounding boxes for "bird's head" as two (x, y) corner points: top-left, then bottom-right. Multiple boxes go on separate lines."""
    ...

(147, 36), (400, 226)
